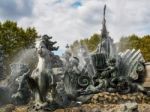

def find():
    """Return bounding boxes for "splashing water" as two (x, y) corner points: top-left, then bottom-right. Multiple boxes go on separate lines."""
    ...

(11, 48), (37, 65)
(0, 48), (37, 89)
(77, 44), (96, 78)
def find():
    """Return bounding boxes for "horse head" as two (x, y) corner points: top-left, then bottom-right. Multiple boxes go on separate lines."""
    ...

(35, 38), (50, 58)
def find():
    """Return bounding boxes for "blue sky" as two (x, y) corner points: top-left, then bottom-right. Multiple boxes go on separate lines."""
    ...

(0, 0), (150, 55)
(71, 1), (82, 8)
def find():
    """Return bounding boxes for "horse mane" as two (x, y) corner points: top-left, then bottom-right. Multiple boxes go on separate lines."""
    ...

(35, 35), (59, 51)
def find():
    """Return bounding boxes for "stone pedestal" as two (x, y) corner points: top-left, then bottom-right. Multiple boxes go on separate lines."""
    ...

(143, 62), (150, 88)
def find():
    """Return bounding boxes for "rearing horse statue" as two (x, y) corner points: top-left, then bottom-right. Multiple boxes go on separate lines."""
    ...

(27, 35), (59, 104)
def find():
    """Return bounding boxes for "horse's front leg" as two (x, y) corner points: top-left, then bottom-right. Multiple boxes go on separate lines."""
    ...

(34, 89), (41, 102)
(38, 73), (49, 103)
(28, 70), (42, 103)
(51, 83), (57, 103)
(29, 73), (48, 110)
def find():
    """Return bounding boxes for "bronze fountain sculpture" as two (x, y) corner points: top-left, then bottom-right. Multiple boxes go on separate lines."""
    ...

(8, 5), (149, 112)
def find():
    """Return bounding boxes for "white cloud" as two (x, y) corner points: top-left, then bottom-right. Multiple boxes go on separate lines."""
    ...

(0, 0), (150, 55)
(105, 0), (150, 41)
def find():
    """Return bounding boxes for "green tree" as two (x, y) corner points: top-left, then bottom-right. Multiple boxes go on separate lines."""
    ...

(70, 33), (101, 53)
(87, 34), (101, 52)
(0, 20), (38, 56)
(140, 35), (150, 62)
(118, 34), (150, 62)
(71, 33), (150, 62)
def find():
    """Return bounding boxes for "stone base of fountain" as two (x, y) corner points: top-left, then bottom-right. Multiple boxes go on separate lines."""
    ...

(143, 63), (150, 89)
(0, 93), (150, 112)
(91, 92), (150, 104)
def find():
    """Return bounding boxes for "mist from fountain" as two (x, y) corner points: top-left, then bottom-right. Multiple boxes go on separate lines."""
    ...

(0, 48), (38, 105)
(11, 48), (37, 66)
(77, 44), (96, 79)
